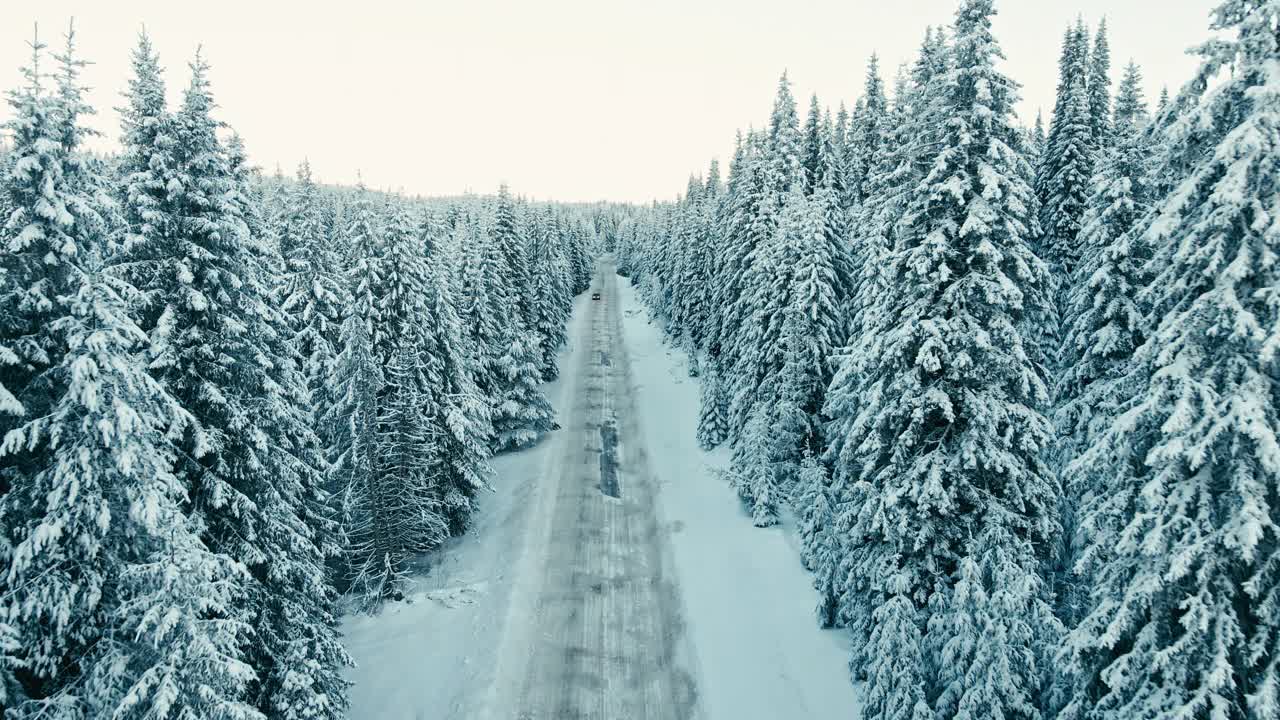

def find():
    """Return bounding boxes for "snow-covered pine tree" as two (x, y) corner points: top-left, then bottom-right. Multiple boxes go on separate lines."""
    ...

(832, 102), (853, 211)
(344, 183), (384, 344)
(1062, 2), (1280, 717)
(114, 30), (175, 277)
(14, 250), (265, 719)
(456, 212), (515, 409)
(528, 207), (571, 380)
(372, 199), (430, 368)
(1031, 110), (1047, 160)
(794, 452), (838, 618)
(703, 131), (755, 365)
(681, 159), (722, 364)
(0, 31), (256, 718)
(768, 140), (851, 500)
(1037, 20), (1096, 298)
(930, 525), (1048, 720)
(847, 54), (888, 208)
(280, 161), (348, 430)
(823, 33), (950, 634)
(120, 51), (349, 717)
(371, 342), (448, 601)
(493, 185), (534, 330)
(60, 260), (264, 720)
(1052, 60), (1153, 627)
(861, 590), (932, 720)
(725, 186), (809, 522)
(801, 93), (823, 194)
(326, 307), (382, 598)
(491, 330), (557, 451)
(729, 408), (779, 528)
(420, 240), (494, 534)
(226, 129), (352, 720)
(724, 79), (803, 439)
(696, 354), (730, 450)
(827, 1), (1060, 714)
(0, 30), (85, 442)
(1087, 18), (1112, 151)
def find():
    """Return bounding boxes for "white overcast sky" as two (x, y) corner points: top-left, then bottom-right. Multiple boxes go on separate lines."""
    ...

(2, 0), (1216, 203)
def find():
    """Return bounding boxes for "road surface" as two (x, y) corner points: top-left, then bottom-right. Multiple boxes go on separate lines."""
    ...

(485, 259), (699, 719)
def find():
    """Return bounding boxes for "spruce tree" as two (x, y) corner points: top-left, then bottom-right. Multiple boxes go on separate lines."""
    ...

(724, 77), (803, 438)
(125, 52), (349, 718)
(420, 244), (493, 534)
(456, 214), (508, 404)
(491, 331), (557, 451)
(1063, 3), (1280, 716)
(527, 207), (571, 380)
(493, 185), (533, 330)
(1087, 18), (1112, 150)
(847, 54), (888, 207)
(1037, 21), (1096, 291)
(827, 2), (1060, 713)
(801, 93), (823, 194)
(280, 161), (347, 429)
(1053, 61), (1153, 625)
(696, 356), (730, 450)
(326, 309), (382, 603)
(794, 453), (841, 628)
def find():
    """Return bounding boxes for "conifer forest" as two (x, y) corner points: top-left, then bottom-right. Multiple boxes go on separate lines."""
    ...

(1, 0), (1278, 718)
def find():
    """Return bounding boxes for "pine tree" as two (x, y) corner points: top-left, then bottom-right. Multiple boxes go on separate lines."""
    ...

(228, 132), (351, 720)
(326, 309), (382, 599)
(491, 331), (557, 451)
(1031, 110), (1047, 160)
(66, 262), (262, 720)
(1053, 61), (1153, 626)
(794, 454), (841, 628)
(123, 51), (349, 718)
(729, 408), (779, 528)
(1037, 21), (1096, 291)
(827, 2), (1060, 713)
(862, 593), (932, 720)
(0, 30), (266, 719)
(721, 76), (803, 441)
(527, 207), (571, 380)
(847, 54), (888, 207)
(801, 93), (824, 194)
(679, 158), (721, 361)
(1063, 3), (1280, 716)
(695, 355), (729, 450)
(372, 199), (430, 368)
(724, 81), (803, 436)
(931, 529), (1047, 720)
(280, 161), (347, 431)
(767, 150), (850, 498)
(493, 185), (533, 330)
(420, 245), (493, 534)
(1087, 18), (1113, 150)
(823, 32), (950, 635)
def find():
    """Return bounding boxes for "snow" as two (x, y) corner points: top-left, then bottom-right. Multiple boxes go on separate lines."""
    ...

(342, 275), (861, 719)
(616, 277), (862, 720)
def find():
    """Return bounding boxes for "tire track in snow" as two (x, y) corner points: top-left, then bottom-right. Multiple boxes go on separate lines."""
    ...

(487, 259), (699, 719)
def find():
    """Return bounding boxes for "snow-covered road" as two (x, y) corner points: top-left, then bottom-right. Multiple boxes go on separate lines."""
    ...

(343, 258), (860, 719)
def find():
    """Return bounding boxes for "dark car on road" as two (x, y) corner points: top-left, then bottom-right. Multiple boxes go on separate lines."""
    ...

(591, 291), (601, 300)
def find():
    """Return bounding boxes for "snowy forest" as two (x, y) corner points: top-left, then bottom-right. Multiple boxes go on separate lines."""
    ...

(1, 0), (1278, 718)
(0, 26), (604, 720)
(618, 0), (1279, 718)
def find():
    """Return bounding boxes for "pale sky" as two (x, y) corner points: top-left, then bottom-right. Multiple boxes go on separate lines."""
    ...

(2, 0), (1216, 204)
